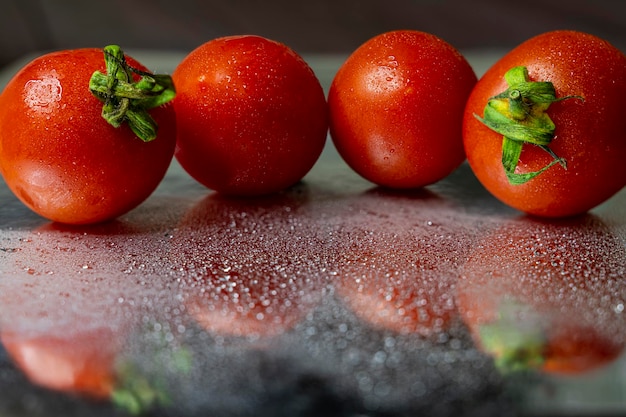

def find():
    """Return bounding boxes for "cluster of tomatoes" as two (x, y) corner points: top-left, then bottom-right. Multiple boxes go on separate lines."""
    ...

(0, 30), (625, 225)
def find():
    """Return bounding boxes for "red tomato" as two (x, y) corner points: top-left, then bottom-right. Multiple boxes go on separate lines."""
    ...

(328, 30), (477, 189)
(463, 30), (626, 218)
(456, 216), (626, 375)
(172, 35), (328, 196)
(0, 47), (177, 225)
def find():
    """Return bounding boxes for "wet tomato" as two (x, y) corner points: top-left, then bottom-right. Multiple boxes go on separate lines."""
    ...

(172, 35), (328, 196)
(0, 46), (177, 225)
(328, 30), (477, 189)
(456, 216), (626, 375)
(463, 30), (626, 217)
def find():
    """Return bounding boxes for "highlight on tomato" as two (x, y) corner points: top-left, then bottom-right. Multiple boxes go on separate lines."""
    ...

(456, 216), (626, 375)
(463, 30), (626, 218)
(328, 30), (477, 189)
(0, 45), (177, 225)
(172, 35), (328, 196)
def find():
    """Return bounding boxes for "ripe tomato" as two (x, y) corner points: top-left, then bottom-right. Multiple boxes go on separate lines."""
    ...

(0, 46), (177, 225)
(463, 30), (626, 218)
(172, 35), (328, 196)
(456, 216), (626, 375)
(328, 30), (477, 189)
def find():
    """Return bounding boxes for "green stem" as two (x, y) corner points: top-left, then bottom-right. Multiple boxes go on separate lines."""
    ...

(474, 66), (583, 185)
(89, 45), (175, 142)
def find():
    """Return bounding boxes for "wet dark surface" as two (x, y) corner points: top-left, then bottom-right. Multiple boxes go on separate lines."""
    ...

(1, 53), (625, 417)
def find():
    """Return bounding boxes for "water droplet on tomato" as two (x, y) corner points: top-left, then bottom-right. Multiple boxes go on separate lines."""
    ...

(23, 75), (62, 113)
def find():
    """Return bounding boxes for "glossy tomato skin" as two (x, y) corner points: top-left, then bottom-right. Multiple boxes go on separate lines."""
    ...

(172, 35), (328, 196)
(463, 30), (626, 218)
(0, 49), (177, 225)
(328, 30), (477, 189)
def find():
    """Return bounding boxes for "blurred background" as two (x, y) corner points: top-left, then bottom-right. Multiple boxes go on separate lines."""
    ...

(1, 0), (625, 68)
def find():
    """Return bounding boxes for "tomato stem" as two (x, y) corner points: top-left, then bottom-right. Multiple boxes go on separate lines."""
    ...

(89, 45), (176, 142)
(474, 66), (583, 185)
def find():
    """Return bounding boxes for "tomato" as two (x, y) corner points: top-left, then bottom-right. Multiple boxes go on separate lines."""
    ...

(328, 30), (477, 189)
(0, 46), (177, 225)
(172, 35), (328, 196)
(463, 30), (626, 218)
(456, 216), (626, 375)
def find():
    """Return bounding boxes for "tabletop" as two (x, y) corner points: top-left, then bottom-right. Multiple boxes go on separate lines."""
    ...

(0, 51), (625, 417)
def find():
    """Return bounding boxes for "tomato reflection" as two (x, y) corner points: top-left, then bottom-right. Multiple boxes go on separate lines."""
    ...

(457, 215), (626, 375)
(173, 185), (326, 339)
(332, 188), (473, 336)
(1, 329), (119, 400)
(0, 221), (158, 402)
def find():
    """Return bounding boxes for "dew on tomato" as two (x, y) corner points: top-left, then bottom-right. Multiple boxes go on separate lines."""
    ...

(328, 30), (477, 189)
(172, 35), (328, 196)
(463, 30), (626, 217)
(24, 76), (63, 111)
(0, 46), (177, 225)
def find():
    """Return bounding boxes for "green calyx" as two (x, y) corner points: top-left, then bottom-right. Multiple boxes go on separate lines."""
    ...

(474, 66), (583, 185)
(89, 45), (175, 142)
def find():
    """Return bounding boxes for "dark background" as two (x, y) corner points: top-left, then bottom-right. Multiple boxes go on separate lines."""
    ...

(1, 0), (626, 68)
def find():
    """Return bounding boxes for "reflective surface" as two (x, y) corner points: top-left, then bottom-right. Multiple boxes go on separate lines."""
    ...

(1, 53), (625, 417)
